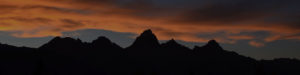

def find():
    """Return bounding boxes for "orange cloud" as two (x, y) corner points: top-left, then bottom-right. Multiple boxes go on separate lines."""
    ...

(228, 35), (255, 40)
(249, 41), (265, 47)
(0, 0), (300, 47)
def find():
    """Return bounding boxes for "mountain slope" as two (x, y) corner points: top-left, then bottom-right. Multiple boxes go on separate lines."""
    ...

(193, 40), (259, 75)
(0, 43), (39, 75)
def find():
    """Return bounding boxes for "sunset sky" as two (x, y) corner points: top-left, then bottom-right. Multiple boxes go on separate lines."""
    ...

(0, 0), (300, 59)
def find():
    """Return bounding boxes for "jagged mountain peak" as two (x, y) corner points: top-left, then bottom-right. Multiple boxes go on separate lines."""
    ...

(139, 29), (157, 40)
(205, 39), (223, 50)
(141, 29), (153, 34)
(193, 40), (224, 52)
(164, 39), (180, 46)
(39, 37), (83, 49)
(128, 29), (160, 48)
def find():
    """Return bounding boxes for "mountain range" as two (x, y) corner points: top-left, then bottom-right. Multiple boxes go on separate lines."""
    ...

(0, 29), (299, 75)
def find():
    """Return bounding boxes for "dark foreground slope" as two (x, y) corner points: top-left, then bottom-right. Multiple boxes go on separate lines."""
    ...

(0, 29), (300, 75)
(0, 44), (39, 75)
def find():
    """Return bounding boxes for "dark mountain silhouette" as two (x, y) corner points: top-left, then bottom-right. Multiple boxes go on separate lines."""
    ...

(0, 43), (39, 75)
(38, 37), (86, 75)
(125, 29), (165, 75)
(0, 29), (299, 75)
(129, 29), (160, 48)
(193, 40), (258, 75)
(260, 58), (300, 75)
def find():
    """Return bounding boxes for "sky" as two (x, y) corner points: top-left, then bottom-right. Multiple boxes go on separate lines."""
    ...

(0, 0), (300, 59)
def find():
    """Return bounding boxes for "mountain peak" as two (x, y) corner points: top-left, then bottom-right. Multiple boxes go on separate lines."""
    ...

(40, 37), (83, 48)
(90, 36), (122, 49)
(208, 40), (218, 45)
(170, 38), (176, 42)
(92, 36), (112, 44)
(205, 39), (223, 50)
(128, 29), (160, 48)
(140, 29), (154, 37)
(143, 29), (153, 33)
(49, 37), (80, 43)
(162, 39), (186, 48)
(165, 38), (179, 45)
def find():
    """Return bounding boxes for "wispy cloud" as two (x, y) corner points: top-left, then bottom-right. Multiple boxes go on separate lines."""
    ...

(0, 0), (300, 47)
